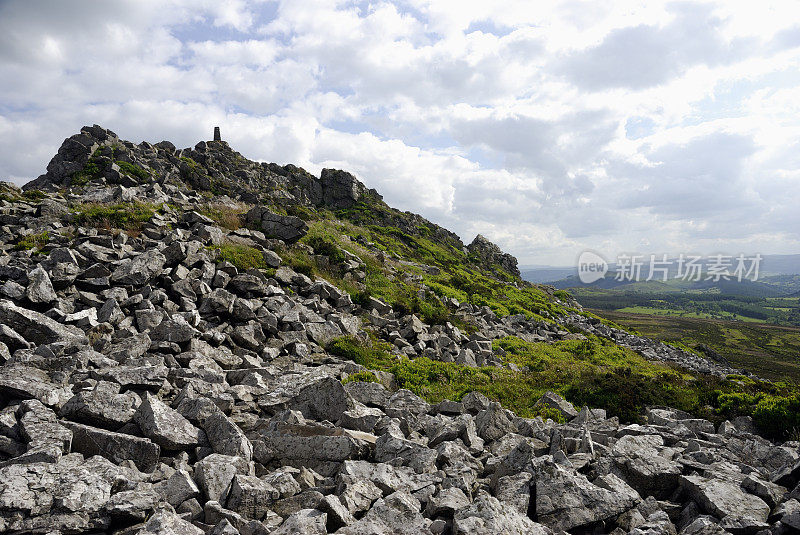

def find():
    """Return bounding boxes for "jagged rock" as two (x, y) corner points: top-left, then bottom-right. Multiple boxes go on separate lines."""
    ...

(453, 491), (547, 535)
(272, 508), (327, 535)
(533, 391), (578, 420)
(320, 168), (367, 209)
(194, 454), (250, 503)
(679, 474), (770, 523)
(0, 365), (73, 407)
(466, 234), (520, 278)
(163, 469), (201, 507)
(111, 249), (167, 286)
(534, 457), (637, 530)
(612, 434), (681, 499)
(226, 474), (279, 520)
(25, 265), (57, 304)
(0, 299), (87, 345)
(291, 376), (354, 422)
(244, 207), (308, 243)
(134, 393), (202, 450)
(64, 421), (160, 472)
(200, 406), (253, 462)
(475, 402), (515, 442)
(339, 490), (433, 535)
(137, 508), (205, 535)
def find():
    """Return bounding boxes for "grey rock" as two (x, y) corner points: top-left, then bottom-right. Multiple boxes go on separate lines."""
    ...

(533, 390), (578, 420)
(534, 457), (637, 531)
(202, 407), (253, 462)
(679, 474), (769, 523)
(163, 468), (201, 507)
(137, 508), (205, 535)
(0, 299), (87, 345)
(134, 393), (202, 450)
(612, 434), (681, 499)
(111, 249), (167, 286)
(194, 453), (250, 503)
(226, 474), (279, 520)
(61, 380), (139, 428)
(292, 376), (354, 422)
(272, 508), (327, 535)
(245, 207), (308, 243)
(26, 265), (57, 304)
(475, 402), (515, 442)
(64, 420), (160, 472)
(454, 491), (547, 535)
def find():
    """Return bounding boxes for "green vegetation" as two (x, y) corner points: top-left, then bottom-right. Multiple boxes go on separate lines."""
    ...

(572, 287), (800, 326)
(71, 201), (161, 230)
(22, 189), (48, 201)
(70, 149), (105, 186)
(14, 231), (50, 251)
(214, 243), (271, 271)
(596, 309), (800, 381)
(196, 203), (246, 230)
(115, 160), (151, 181)
(327, 333), (800, 438)
(341, 370), (379, 384)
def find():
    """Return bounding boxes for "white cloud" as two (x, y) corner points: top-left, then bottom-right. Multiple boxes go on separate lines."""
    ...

(1, 0), (800, 264)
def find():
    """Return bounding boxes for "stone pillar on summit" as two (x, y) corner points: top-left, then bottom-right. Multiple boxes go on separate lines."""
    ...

(213, 127), (221, 141)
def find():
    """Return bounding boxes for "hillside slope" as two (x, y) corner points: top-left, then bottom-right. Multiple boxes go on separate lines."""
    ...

(0, 126), (799, 533)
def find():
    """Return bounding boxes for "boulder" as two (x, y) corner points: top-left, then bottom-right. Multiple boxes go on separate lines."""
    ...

(534, 457), (637, 531)
(244, 207), (308, 243)
(0, 299), (87, 345)
(63, 421), (160, 472)
(134, 393), (202, 450)
(679, 474), (770, 523)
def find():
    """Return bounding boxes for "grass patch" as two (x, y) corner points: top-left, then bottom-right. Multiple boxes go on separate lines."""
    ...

(116, 160), (151, 181)
(196, 203), (246, 230)
(14, 231), (50, 251)
(72, 201), (161, 230)
(214, 243), (270, 271)
(342, 370), (379, 384)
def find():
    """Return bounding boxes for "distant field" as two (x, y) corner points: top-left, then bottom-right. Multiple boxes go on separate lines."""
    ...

(594, 309), (800, 381)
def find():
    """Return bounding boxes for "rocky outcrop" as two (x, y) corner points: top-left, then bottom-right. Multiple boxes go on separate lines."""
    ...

(466, 234), (520, 278)
(0, 128), (790, 533)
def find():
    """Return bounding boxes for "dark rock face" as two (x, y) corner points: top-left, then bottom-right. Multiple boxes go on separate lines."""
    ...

(244, 207), (308, 243)
(466, 234), (520, 278)
(0, 126), (789, 533)
(320, 168), (367, 209)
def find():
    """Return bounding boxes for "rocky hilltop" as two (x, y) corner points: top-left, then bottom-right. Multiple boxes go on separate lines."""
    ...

(0, 126), (797, 534)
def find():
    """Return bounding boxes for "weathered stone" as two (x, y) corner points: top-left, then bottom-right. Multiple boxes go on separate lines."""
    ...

(272, 508), (327, 535)
(226, 474), (279, 520)
(454, 491), (547, 535)
(291, 376), (354, 422)
(26, 265), (57, 304)
(61, 380), (139, 428)
(0, 299), (87, 345)
(679, 474), (769, 523)
(163, 468), (201, 507)
(194, 453), (250, 503)
(534, 457), (637, 531)
(134, 393), (202, 450)
(111, 249), (167, 286)
(63, 421), (160, 472)
(475, 402), (515, 442)
(533, 391), (578, 420)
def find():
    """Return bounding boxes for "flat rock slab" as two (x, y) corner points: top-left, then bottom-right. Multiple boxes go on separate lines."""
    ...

(0, 299), (86, 345)
(63, 421), (160, 473)
(680, 474), (770, 523)
(535, 458), (637, 531)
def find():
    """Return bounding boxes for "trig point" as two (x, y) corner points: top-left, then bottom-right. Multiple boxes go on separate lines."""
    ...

(213, 126), (221, 141)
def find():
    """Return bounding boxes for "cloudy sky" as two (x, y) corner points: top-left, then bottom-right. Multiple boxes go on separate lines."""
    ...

(1, 0), (799, 266)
